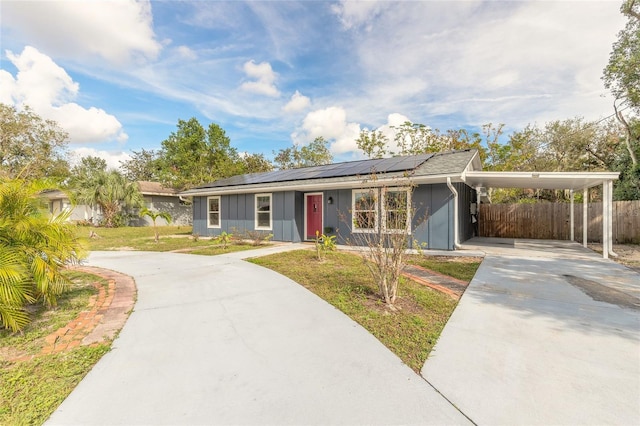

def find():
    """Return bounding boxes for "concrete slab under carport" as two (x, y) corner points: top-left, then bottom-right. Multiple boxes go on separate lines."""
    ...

(422, 237), (640, 425)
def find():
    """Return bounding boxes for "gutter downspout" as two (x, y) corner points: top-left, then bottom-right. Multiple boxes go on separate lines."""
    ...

(446, 177), (463, 250)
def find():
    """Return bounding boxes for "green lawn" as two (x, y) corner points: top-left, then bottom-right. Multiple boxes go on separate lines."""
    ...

(0, 272), (111, 425)
(76, 225), (266, 255)
(75, 225), (202, 251)
(251, 250), (479, 372)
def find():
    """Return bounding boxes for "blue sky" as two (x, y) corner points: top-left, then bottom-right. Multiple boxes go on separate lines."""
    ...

(0, 0), (627, 168)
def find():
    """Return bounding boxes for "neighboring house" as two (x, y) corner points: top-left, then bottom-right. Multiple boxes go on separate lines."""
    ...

(43, 181), (192, 227)
(180, 150), (480, 250)
(43, 189), (100, 222)
(131, 181), (192, 226)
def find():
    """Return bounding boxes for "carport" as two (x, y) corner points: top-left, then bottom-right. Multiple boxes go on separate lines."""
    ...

(462, 171), (620, 259)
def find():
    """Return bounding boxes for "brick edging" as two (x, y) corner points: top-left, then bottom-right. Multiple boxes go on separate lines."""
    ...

(8, 266), (136, 362)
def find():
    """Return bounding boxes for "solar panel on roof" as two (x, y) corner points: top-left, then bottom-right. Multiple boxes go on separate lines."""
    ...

(197, 153), (435, 188)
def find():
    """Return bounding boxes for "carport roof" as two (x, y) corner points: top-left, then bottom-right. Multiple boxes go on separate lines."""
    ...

(464, 171), (619, 191)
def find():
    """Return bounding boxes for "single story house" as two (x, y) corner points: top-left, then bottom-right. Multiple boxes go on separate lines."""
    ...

(45, 189), (96, 222)
(43, 181), (192, 226)
(131, 181), (192, 226)
(180, 148), (621, 257)
(180, 150), (480, 250)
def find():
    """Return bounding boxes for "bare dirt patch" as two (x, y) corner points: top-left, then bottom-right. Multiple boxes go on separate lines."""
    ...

(589, 243), (640, 270)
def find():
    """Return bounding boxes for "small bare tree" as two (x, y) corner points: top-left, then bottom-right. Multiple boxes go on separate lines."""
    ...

(342, 176), (420, 309)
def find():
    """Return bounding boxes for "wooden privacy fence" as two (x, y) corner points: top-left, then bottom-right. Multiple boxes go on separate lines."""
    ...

(479, 200), (640, 244)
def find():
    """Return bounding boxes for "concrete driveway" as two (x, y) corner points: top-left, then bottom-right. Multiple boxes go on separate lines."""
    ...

(422, 238), (640, 425)
(47, 246), (469, 425)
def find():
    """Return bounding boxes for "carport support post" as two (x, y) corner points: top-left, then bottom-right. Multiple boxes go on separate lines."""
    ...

(602, 181), (609, 259)
(570, 190), (574, 241)
(583, 188), (588, 248)
(607, 180), (617, 257)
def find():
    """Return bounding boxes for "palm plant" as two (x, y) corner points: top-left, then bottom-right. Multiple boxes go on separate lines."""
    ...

(75, 170), (143, 227)
(139, 208), (172, 243)
(0, 179), (84, 331)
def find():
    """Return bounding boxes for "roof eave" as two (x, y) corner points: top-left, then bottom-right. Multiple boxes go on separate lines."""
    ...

(179, 173), (465, 197)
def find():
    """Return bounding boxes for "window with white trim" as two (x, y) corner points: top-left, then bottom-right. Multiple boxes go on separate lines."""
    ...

(207, 196), (221, 228)
(255, 193), (272, 230)
(352, 189), (377, 232)
(382, 188), (411, 233)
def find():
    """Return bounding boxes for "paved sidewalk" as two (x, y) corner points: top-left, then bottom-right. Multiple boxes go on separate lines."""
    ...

(402, 264), (469, 299)
(422, 238), (640, 425)
(47, 248), (469, 425)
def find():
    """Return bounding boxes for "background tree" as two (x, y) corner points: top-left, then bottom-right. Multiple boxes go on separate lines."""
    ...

(392, 122), (444, 155)
(0, 178), (83, 331)
(603, 0), (640, 116)
(603, 0), (640, 198)
(74, 169), (143, 227)
(0, 104), (70, 182)
(273, 136), (333, 169)
(356, 129), (389, 159)
(158, 118), (246, 188)
(121, 148), (161, 181)
(357, 121), (496, 160)
(240, 152), (273, 173)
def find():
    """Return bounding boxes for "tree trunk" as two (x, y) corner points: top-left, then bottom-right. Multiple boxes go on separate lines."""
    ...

(615, 103), (638, 166)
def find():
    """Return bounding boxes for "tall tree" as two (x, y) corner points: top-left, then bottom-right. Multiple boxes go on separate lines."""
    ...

(357, 122), (496, 160)
(121, 149), (161, 181)
(273, 137), (333, 169)
(356, 129), (389, 159)
(0, 104), (70, 181)
(603, 0), (640, 166)
(0, 178), (83, 331)
(392, 122), (444, 155)
(158, 118), (245, 188)
(241, 153), (273, 173)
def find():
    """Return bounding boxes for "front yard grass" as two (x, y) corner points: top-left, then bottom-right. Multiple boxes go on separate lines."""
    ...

(251, 250), (480, 372)
(75, 225), (203, 251)
(75, 226), (268, 255)
(0, 272), (111, 425)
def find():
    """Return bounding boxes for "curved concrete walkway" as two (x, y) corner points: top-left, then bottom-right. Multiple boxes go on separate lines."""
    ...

(47, 246), (469, 425)
(422, 238), (640, 425)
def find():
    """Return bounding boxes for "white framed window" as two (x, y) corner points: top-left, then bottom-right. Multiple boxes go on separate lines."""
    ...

(382, 188), (411, 233)
(352, 189), (377, 233)
(255, 193), (272, 230)
(207, 196), (221, 228)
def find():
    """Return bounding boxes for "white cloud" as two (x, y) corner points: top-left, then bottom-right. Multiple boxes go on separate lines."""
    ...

(283, 90), (311, 113)
(1, 46), (128, 144)
(71, 147), (132, 171)
(334, 1), (624, 129)
(239, 60), (280, 97)
(293, 106), (362, 155)
(2, 0), (161, 65)
(176, 45), (197, 60)
(331, 0), (390, 30)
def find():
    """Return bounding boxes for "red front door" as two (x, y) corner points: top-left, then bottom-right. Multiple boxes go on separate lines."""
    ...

(306, 194), (323, 239)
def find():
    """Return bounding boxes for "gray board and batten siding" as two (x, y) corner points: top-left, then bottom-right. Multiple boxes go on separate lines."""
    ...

(188, 150), (479, 250)
(191, 182), (476, 250)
